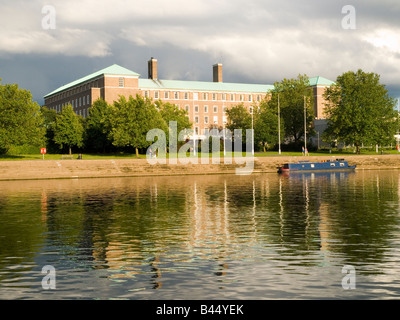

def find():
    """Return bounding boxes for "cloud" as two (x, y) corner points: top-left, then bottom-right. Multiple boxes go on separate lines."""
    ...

(1, 0), (400, 102)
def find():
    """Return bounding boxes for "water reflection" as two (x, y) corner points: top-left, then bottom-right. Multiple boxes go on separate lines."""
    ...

(0, 170), (400, 299)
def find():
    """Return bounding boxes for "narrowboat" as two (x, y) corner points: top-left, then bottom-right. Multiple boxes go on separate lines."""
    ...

(277, 159), (356, 173)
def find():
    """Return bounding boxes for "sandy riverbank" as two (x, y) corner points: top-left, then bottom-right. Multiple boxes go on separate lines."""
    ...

(0, 155), (399, 181)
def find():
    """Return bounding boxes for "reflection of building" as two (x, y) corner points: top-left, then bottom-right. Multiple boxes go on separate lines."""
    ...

(44, 58), (334, 140)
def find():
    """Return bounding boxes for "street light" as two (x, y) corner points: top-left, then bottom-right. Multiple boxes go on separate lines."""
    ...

(278, 93), (281, 155)
(251, 106), (254, 156)
(304, 96), (307, 155)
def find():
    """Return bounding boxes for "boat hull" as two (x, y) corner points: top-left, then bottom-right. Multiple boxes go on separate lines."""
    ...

(277, 159), (356, 174)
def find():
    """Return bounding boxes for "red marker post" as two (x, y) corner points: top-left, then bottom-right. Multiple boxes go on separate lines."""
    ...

(41, 148), (47, 160)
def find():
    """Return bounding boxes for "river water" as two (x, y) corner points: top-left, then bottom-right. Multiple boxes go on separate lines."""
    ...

(1, 170), (400, 300)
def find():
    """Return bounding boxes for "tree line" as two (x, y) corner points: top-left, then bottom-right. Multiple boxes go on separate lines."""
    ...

(0, 69), (398, 156)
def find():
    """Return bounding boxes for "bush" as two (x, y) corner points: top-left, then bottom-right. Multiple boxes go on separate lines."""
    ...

(6, 144), (42, 155)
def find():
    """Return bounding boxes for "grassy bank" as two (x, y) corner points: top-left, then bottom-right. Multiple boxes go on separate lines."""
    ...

(1, 149), (400, 161)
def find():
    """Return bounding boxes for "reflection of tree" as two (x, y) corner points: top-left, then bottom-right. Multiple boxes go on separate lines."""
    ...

(0, 194), (45, 281)
(322, 172), (400, 269)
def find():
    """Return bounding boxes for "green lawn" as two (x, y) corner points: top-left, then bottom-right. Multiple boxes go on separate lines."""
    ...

(1, 149), (399, 161)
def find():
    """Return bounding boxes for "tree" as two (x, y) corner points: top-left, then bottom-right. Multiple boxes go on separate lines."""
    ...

(0, 80), (45, 154)
(84, 98), (113, 153)
(40, 106), (59, 153)
(254, 99), (283, 152)
(272, 74), (314, 144)
(108, 95), (168, 157)
(156, 101), (192, 150)
(54, 104), (84, 155)
(225, 103), (252, 147)
(323, 69), (397, 153)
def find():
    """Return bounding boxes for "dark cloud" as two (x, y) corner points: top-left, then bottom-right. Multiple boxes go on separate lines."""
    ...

(1, 0), (400, 103)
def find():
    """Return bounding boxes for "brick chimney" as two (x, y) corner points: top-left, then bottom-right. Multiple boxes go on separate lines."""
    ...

(148, 57), (158, 80)
(213, 63), (223, 82)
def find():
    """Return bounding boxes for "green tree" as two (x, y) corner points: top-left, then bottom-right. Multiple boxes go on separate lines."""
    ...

(157, 101), (192, 150)
(40, 106), (59, 153)
(84, 98), (113, 153)
(54, 104), (84, 155)
(254, 99), (283, 152)
(226, 103), (252, 147)
(272, 74), (314, 145)
(0, 80), (45, 154)
(323, 69), (397, 153)
(109, 95), (168, 157)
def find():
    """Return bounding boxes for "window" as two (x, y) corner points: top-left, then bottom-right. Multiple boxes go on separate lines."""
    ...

(185, 105), (190, 113)
(330, 163), (336, 167)
(248, 95), (253, 102)
(223, 116), (227, 124)
(223, 106), (227, 113)
(194, 105), (199, 113)
(230, 94), (235, 101)
(87, 95), (90, 105)
(174, 92), (179, 99)
(311, 164), (315, 168)
(79, 97), (82, 107)
(239, 94), (244, 102)
(222, 93), (226, 101)
(203, 93), (208, 100)
(213, 116), (218, 124)
(195, 127), (199, 135)
(164, 91), (169, 99)
(195, 116), (199, 124)
(213, 105), (218, 113)
(144, 91), (149, 98)
(340, 163), (345, 167)
(249, 107), (253, 114)
(204, 116), (209, 124)
(184, 92), (189, 100)
(193, 92), (198, 100)
(155, 91), (159, 99)
(204, 105), (208, 113)
(257, 95), (261, 102)
(212, 93), (217, 101)
(119, 78), (125, 87)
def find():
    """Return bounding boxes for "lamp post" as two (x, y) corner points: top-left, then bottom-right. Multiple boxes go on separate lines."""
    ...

(278, 93), (281, 155)
(304, 96), (307, 155)
(251, 106), (254, 156)
(397, 98), (400, 153)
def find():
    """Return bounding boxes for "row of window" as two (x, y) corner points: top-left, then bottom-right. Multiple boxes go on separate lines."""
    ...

(144, 90), (263, 102)
(187, 105), (227, 114)
(194, 115), (227, 125)
(47, 81), (99, 104)
(52, 95), (91, 112)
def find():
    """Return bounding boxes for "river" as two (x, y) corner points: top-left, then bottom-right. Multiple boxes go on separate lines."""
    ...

(1, 170), (400, 299)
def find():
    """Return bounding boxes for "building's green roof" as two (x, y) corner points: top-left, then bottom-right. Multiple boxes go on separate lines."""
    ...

(44, 63), (335, 98)
(139, 79), (275, 93)
(308, 76), (335, 86)
(44, 64), (140, 98)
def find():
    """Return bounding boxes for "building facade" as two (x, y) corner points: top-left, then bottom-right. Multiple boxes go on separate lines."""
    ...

(44, 58), (334, 139)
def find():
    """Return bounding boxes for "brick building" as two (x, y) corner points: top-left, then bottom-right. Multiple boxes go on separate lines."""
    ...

(44, 58), (334, 140)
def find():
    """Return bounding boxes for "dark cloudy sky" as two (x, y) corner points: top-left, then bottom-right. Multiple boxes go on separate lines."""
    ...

(1, 0), (400, 105)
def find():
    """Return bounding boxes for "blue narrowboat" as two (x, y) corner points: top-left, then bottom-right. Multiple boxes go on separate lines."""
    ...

(277, 159), (356, 174)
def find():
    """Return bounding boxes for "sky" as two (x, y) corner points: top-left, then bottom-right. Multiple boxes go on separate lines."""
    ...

(1, 0), (400, 106)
